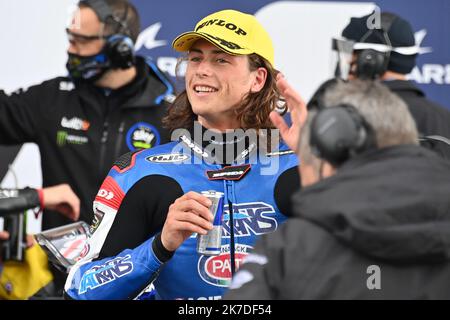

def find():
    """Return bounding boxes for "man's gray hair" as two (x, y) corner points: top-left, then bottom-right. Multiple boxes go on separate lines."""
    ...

(299, 79), (418, 167)
(322, 79), (418, 148)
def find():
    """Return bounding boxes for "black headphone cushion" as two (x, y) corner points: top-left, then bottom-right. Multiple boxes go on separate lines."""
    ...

(356, 49), (389, 79)
(310, 105), (373, 166)
(105, 35), (135, 69)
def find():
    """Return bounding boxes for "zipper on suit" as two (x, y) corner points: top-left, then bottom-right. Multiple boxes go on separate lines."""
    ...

(225, 180), (236, 277)
(99, 121), (109, 177)
(114, 121), (126, 160)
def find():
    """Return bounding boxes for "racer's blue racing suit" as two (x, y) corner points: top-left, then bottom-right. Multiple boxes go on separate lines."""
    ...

(65, 133), (298, 300)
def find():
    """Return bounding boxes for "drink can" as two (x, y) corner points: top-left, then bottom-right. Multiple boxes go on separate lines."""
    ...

(197, 190), (224, 255)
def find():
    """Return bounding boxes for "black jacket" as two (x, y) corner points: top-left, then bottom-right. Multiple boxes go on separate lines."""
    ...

(225, 145), (450, 299)
(0, 57), (173, 229)
(385, 80), (450, 159)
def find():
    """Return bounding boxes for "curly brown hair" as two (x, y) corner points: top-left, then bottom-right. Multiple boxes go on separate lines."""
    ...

(162, 54), (280, 132)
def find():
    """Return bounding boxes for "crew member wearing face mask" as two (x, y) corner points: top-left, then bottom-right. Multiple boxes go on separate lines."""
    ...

(0, 0), (173, 230)
(0, 0), (174, 295)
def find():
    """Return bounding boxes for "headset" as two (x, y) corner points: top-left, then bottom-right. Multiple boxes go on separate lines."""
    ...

(309, 104), (376, 167)
(307, 78), (339, 110)
(354, 13), (397, 79)
(80, 0), (135, 69)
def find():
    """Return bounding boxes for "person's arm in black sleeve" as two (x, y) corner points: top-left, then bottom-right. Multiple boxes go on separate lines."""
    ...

(98, 175), (183, 259)
(0, 184), (80, 219)
(0, 85), (44, 144)
(0, 187), (39, 217)
(274, 166), (300, 217)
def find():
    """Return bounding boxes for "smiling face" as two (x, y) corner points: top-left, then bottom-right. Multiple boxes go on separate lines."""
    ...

(185, 39), (267, 131)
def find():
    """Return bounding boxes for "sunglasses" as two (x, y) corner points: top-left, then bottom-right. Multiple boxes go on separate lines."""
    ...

(66, 28), (110, 44)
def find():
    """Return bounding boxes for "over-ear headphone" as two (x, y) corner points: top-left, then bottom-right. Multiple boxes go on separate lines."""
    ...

(80, 0), (135, 69)
(355, 13), (397, 79)
(309, 104), (376, 166)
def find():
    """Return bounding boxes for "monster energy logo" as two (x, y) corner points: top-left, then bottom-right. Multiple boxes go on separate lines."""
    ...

(56, 130), (88, 146)
(57, 131), (68, 146)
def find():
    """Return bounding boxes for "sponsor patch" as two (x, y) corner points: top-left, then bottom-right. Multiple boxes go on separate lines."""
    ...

(89, 206), (105, 234)
(197, 244), (251, 287)
(196, 19), (247, 37)
(222, 202), (278, 238)
(97, 189), (114, 200)
(78, 255), (133, 294)
(59, 81), (75, 91)
(94, 176), (125, 210)
(56, 130), (89, 146)
(126, 122), (160, 151)
(206, 164), (251, 181)
(180, 135), (209, 158)
(61, 116), (90, 131)
(0, 189), (19, 199)
(146, 153), (190, 163)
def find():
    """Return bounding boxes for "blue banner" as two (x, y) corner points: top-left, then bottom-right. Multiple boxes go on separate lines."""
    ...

(132, 0), (450, 109)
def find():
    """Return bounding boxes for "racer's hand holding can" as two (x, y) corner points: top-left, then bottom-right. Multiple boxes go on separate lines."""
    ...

(161, 191), (214, 252)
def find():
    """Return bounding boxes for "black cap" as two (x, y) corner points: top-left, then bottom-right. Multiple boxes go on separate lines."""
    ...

(342, 12), (417, 74)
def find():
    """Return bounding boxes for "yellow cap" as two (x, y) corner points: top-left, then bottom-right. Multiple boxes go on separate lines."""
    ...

(172, 9), (274, 66)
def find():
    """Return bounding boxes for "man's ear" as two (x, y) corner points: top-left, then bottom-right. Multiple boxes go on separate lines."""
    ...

(250, 67), (267, 93)
(299, 163), (319, 187)
(300, 160), (337, 187)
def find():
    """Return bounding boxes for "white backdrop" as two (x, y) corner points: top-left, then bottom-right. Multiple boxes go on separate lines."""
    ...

(256, 1), (375, 101)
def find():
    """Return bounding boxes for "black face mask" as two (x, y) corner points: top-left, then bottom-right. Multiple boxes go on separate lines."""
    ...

(66, 51), (110, 82)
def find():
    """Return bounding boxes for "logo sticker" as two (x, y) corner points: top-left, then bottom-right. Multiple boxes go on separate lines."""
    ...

(179, 135), (209, 158)
(146, 153), (190, 163)
(79, 255), (133, 294)
(61, 116), (90, 131)
(89, 206), (105, 234)
(135, 23), (167, 51)
(59, 81), (75, 91)
(126, 122), (160, 151)
(222, 202), (278, 238)
(94, 176), (125, 210)
(0, 190), (18, 199)
(56, 130), (88, 146)
(197, 244), (251, 287)
(206, 164), (251, 181)
(97, 189), (114, 200)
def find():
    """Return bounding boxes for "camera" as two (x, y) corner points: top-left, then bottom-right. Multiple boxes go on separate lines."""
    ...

(1, 212), (26, 262)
